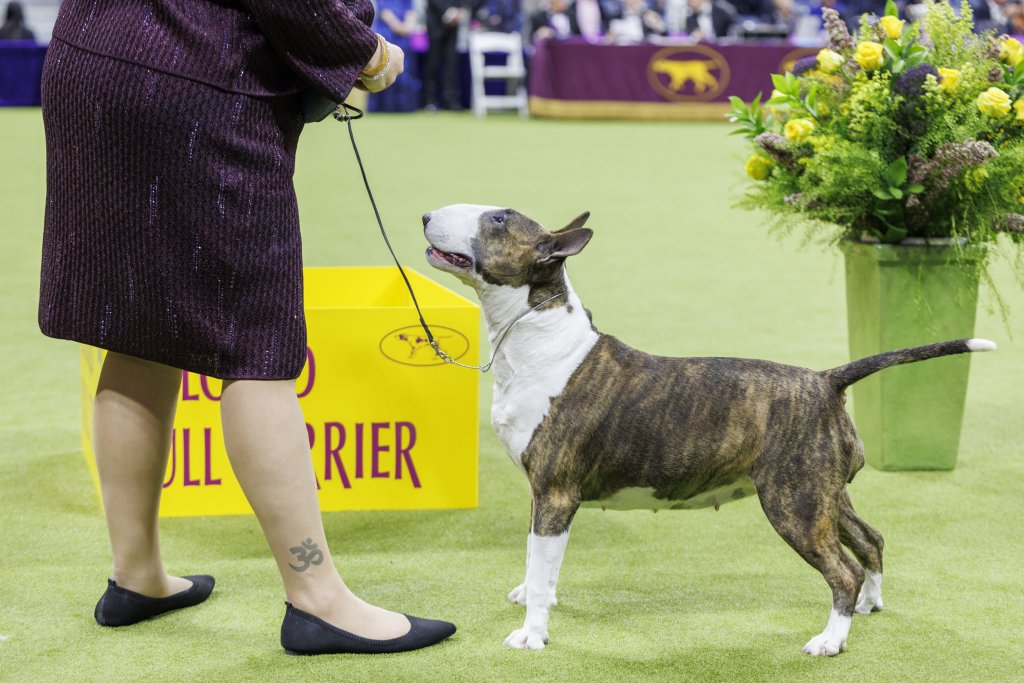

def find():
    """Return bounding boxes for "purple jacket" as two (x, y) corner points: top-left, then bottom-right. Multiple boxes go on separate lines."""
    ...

(51, 0), (378, 102)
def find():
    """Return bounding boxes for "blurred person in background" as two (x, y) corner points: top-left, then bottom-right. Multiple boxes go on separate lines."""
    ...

(576, 0), (609, 38)
(684, 0), (738, 39)
(808, 0), (852, 28)
(482, 0), (525, 32)
(369, 0), (423, 111)
(905, 0), (928, 21)
(607, 0), (668, 41)
(845, 0), (884, 21)
(981, 0), (1013, 32)
(0, 1), (34, 40)
(1007, 0), (1024, 34)
(650, 0), (688, 32)
(770, 0), (804, 32)
(530, 0), (582, 40)
(424, 0), (481, 110)
(731, 0), (772, 19)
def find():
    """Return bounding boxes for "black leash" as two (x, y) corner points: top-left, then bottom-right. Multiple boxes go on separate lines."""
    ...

(333, 104), (437, 348)
(332, 103), (565, 372)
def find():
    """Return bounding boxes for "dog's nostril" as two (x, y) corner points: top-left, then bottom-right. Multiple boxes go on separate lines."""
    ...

(422, 212), (432, 227)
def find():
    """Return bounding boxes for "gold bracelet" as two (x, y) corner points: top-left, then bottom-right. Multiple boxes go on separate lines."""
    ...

(360, 36), (389, 79)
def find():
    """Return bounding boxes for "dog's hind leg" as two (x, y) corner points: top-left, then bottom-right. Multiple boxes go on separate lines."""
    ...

(838, 489), (884, 614)
(753, 463), (864, 656)
(504, 490), (579, 650)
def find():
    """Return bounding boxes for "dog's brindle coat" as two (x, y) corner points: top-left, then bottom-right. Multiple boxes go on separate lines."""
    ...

(423, 205), (992, 655)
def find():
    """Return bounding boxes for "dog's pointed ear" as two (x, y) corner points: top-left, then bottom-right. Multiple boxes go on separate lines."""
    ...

(553, 211), (590, 234)
(538, 228), (593, 264)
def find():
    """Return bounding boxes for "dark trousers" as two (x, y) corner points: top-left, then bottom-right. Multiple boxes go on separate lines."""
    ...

(423, 24), (460, 107)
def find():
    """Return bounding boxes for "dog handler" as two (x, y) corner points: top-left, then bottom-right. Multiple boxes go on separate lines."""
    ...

(38, 0), (455, 655)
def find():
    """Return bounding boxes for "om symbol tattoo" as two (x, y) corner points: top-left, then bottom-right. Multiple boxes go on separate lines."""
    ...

(287, 538), (325, 572)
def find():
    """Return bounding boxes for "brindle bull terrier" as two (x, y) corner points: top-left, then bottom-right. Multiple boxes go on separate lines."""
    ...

(422, 204), (995, 656)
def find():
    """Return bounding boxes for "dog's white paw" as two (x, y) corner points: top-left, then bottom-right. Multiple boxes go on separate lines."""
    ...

(503, 628), (549, 650)
(507, 583), (527, 606)
(802, 632), (846, 656)
(855, 592), (883, 614)
(802, 609), (851, 656)
(855, 571), (883, 615)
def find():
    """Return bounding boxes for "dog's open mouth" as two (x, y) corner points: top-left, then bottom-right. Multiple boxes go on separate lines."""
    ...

(427, 246), (472, 269)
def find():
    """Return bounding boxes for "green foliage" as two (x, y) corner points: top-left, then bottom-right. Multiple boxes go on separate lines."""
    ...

(923, 1), (976, 69)
(840, 72), (903, 148)
(732, 0), (1024, 260)
(727, 94), (770, 140)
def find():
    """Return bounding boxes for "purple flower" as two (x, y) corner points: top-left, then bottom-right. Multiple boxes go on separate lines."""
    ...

(754, 132), (798, 171)
(792, 56), (819, 77)
(822, 7), (854, 52)
(894, 64), (940, 98)
(1002, 214), (1024, 233)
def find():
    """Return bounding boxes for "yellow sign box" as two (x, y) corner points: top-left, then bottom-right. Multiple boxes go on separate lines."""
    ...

(80, 267), (480, 516)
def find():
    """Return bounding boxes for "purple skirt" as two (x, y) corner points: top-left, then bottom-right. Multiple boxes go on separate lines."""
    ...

(39, 40), (308, 379)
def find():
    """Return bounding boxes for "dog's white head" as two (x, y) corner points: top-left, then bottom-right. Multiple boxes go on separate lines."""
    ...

(422, 205), (592, 293)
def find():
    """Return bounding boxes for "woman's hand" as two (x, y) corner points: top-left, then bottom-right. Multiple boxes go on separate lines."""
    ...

(357, 36), (405, 93)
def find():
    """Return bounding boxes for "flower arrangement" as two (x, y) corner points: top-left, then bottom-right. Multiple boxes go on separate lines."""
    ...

(729, 0), (1024, 246)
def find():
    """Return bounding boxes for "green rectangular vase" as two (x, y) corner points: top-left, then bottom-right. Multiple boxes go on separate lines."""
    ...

(840, 241), (983, 471)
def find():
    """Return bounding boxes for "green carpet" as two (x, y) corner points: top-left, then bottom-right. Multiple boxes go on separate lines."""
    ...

(2, 108), (1022, 682)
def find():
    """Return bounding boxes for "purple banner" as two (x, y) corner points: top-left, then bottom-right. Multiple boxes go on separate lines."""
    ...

(528, 39), (821, 118)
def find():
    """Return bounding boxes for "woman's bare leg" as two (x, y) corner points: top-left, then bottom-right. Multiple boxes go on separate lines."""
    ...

(220, 378), (409, 639)
(94, 352), (192, 597)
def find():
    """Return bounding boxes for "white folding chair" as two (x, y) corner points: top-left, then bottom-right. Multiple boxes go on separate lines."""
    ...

(467, 31), (529, 118)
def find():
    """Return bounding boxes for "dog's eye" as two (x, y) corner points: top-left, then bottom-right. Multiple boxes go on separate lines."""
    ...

(492, 213), (505, 226)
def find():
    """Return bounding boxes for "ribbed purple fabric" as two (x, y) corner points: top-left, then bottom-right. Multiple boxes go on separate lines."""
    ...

(51, 0), (379, 100)
(39, 1), (379, 379)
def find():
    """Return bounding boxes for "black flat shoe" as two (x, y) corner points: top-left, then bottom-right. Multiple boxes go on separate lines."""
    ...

(280, 602), (456, 655)
(94, 575), (215, 627)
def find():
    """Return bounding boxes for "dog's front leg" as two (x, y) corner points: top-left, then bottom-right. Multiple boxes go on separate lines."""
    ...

(508, 499), (533, 606)
(508, 528), (569, 607)
(504, 491), (578, 650)
(508, 499), (564, 608)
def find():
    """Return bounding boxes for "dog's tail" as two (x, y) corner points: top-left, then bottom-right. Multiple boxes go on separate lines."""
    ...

(824, 338), (996, 390)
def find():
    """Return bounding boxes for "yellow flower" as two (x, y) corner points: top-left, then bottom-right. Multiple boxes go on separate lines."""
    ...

(937, 68), (959, 93)
(745, 155), (772, 181)
(784, 117), (816, 142)
(1000, 37), (1023, 67)
(854, 42), (885, 71)
(1015, 100), (1024, 124)
(977, 87), (1012, 118)
(816, 49), (844, 74)
(878, 16), (904, 40)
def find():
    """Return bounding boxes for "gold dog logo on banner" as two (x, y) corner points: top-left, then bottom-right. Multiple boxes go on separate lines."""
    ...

(379, 325), (470, 366)
(648, 46), (730, 101)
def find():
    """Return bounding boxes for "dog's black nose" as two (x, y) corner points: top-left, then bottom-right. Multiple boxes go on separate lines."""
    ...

(422, 212), (432, 227)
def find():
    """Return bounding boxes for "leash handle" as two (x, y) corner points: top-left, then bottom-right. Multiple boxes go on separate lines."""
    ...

(333, 103), (565, 372)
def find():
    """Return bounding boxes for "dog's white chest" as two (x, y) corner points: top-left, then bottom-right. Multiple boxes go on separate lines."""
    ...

(489, 307), (598, 470)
